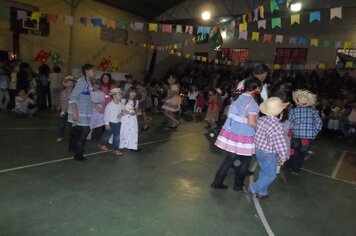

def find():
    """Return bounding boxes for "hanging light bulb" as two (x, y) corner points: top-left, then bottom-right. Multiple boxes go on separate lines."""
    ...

(201, 11), (211, 20)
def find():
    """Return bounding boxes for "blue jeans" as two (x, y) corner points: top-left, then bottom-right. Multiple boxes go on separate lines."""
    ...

(250, 148), (277, 196)
(100, 122), (121, 150)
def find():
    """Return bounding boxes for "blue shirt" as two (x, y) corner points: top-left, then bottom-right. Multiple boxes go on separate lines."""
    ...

(289, 106), (322, 139)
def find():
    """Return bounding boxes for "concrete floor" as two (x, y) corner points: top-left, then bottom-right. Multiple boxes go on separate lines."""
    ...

(0, 111), (355, 236)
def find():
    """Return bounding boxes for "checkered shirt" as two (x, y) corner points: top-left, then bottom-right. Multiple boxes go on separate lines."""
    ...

(289, 106), (322, 139)
(255, 116), (288, 161)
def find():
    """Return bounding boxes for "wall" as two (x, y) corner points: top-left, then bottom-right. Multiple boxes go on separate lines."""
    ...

(150, 7), (356, 79)
(1, 0), (149, 80)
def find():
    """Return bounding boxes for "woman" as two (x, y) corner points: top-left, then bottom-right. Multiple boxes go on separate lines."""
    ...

(100, 73), (116, 106)
(162, 75), (180, 128)
(68, 64), (95, 161)
(136, 81), (151, 131)
(211, 77), (263, 191)
(37, 64), (51, 110)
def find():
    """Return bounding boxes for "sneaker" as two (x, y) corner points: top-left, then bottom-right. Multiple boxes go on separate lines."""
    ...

(210, 183), (228, 189)
(56, 138), (63, 143)
(98, 145), (109, 151)
(113, 150), (123, 156)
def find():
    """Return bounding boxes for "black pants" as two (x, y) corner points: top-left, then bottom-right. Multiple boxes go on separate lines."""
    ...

(57, 113), (68, 138)
(287, 138), (311, 173)
(69, 125), (90, 159)
(211, 153), (252, 188)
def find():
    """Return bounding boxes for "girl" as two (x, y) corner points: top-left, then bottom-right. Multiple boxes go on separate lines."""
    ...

(187, 85), (198, 113)
(100, 73), (116, 106)
(87, 80), (106, 140)
(205, 89), (219, 132)
(162, 75), (180, 129)
(136, 82), (152, 131)
(119, 87), (140, 152)
(99, 88), (124, 156)
(211, 77), (263, 191)
(195, 91), (205, 120)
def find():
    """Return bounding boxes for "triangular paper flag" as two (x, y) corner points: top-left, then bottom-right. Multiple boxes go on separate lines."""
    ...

(30, 12), (41, 22)
(259, 6), (265, 18)
(238, 31), (248, 40)
(91, 18), (103, 27)
(263, 34), (272, 42)
(64, 15), (74, 25)
(148, 23), (158, 32)
(242, 14), (247, 24)
(330, 7), (342, 20)
(310, 38), (319, 47)
(162, 24), (172, 33)
(47, 14), (57, 23)
(323, 40), (330, 47)
(291, 14), (300, 25)
(79, 17), (87, 26)
(298, 37), (307, 46)
(289, 37), (297, 45)
(309, 11), (321, 23)
(275, 35), (283, 44)
(106, 19), (116, 28)
(247, 12), (253, 23)
(239, 23), (247, 32)
(318, 64), (326, 70)
(273, 64), (281, 70)
(343, 41), (352, 49)
(252, 32), (260, 41)
(253, 8), (259, 22)
(258, 20), (266, 29)
(335, 41), (342, 48)
(270, 0), (279, 13)
(345, 61), (353, 68)
(201, 57), (207, 62)
(272, 17), (281, 29)
(176, 25), (183, 33)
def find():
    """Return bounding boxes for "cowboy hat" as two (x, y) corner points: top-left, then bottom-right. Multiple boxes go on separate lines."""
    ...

(293, 90), (317, 107)
(62, 75), (74, 85)
(260, 97), (289, 116)
(109, 88), (123, 96)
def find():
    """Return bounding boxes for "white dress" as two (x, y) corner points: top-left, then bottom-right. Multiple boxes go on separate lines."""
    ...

(119, 99), (139, 150)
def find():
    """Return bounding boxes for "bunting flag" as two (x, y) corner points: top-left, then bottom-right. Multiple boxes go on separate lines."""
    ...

(252, 32), (260, 41)
(162, 24), (172, 33)
(242, 14), (247, 24)
(79, 17), (87, 26)
(47, 14), (57, 23)
(30, 12), (41, 22)
(335, 41), (342, 48)
(343, 41), (352, 49)
(239, 23), (247, 32)
(345, 61), (353, 68)
(263, 34), (272, 42)
(271, 17), (281, 29)
(110, 59), (119, 72)
(50, 53), (63, 66)
(17, 10), (27, 20)
(259, 6), (265, 18)
(130, 22), (144, 31)
(289, 37), (297, 45)
(275, 35), (283, 44)
(34, 50), (49, 63)
(91, 18), (103, 27)
(106, 19), (116, 28)
(148, 23), (158, 32)
(258, 20), (266, 29)
(64, 15), (74, 25)
(318, 64), (326, 69)
(185, 25), (193, 34)
(247, 11), (253, 23)
(330, 7), (342, 20)
(298, 37), (307, 46)
(309, 11), (321, 23)
(310, 38), (319, 47)
(270, 0), (279, 13)
(323, 40), (331, 47)
(291, 14), (300, 25)
(253, 8), (259, 22)
(273, 64), (281, 70)
(116, 20), (129, 29)
(238, 31), (248, 40)
(176, 25), (183, 33)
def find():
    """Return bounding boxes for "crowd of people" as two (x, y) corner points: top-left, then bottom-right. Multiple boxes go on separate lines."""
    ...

(0, 60), (355, 199)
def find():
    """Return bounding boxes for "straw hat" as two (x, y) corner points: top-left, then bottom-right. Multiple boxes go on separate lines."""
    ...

(62, 75), (74, 85)
(260, 97), (289, 116)
(216, 88), (222, 95)
(109, 88), (123, 96)
(292, 90), (317, 107)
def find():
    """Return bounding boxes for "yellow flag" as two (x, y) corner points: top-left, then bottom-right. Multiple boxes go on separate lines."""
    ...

(201, 57), (207, 62)
(185, 54), (190, 59)
(148, 23), (158, 32)
(343, 41), (352, 49)
(318, 64), (326, 69)
(30, 12), (41, 22)
(291, 14), (300, 25)
(252, 32), (259, 41)
(106, 19), (116, 28)
(345, 61), (353, 68)
(239, 23), (247, 32)
(259, 6), (264, 18)
(242, 14), (247, 24)
(273, 64), (281, 70)
(310, 38), (319, 47)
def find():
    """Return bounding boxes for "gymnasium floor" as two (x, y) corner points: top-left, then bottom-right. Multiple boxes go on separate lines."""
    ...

(0, 111), (355, 236)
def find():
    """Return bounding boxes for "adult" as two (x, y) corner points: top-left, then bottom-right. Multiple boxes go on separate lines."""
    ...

(211, 77), (263, 191)
(0, 63), (10, 110)
(16, 63), (31, 91)
(100, 73), (116, 106)
(237, 64), (270, 102)
(247, 97), (289, 200)
(162, 75), (180, 129)
(136, 81), (151, 131)
(287, 90), (322, 175)
(37, 64), (52, 109)
(68, 64), (95, 161)
(49, 66), (63, 109)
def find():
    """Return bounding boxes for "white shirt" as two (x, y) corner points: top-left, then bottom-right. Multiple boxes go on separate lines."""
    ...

(237, 79), (268, 102)
(104, 101), (124, 125)
(188, 91), (198, 100)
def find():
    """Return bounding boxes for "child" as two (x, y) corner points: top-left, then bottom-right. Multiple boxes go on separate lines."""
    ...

(87, 80), (106, 140)
(195, 91), (205, 120)
(205, 89), (219, 132)
(56, 76), (74, 142)
(14, 89), (37, 117)
(98, 88), (124, 156)
(120, 87), (140, 152)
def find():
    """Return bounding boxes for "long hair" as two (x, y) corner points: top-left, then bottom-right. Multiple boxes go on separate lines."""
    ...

(100, 73), (113, 85)
(124, 86), (138, 106)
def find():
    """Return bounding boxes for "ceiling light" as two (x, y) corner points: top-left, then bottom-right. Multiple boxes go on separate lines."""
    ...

(291, 3), (302, 12)
(201, 11), (211, 21)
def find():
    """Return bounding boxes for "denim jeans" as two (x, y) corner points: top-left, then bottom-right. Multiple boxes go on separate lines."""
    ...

(57, 113), (68, 138)
(250, 148), (277, 196)
(100, 122), (121, 150)
(287, 138), (311, 173)
(69, 125), (90, 159)
(0, 89), (10, 109)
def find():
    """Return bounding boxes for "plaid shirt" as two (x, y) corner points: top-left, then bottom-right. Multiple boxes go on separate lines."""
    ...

(289, 106), (322, 139)
(255, 116), (288, 161)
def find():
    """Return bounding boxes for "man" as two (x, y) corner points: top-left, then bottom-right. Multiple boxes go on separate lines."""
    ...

(68, 64), (95, 161)
(0, 63), (10, 110)
(237, 63), (270, 102)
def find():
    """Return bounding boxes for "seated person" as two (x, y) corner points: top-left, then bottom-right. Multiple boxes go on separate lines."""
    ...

(14, 89), (37, 117)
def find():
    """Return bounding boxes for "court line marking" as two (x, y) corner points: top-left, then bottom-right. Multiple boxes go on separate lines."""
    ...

(249, 162), (275, 236)
(331, 151), (346, 178)
(301, 168), (356, 185)
(0, 133), (198, 174)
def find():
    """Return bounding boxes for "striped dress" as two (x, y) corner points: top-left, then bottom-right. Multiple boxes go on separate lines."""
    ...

(215, 93), (259, 156)
(67, 77), (93, 126)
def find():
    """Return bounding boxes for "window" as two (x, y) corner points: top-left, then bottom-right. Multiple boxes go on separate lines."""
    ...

(217, 48), (249, 63)
(274, 48), (307, 64)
